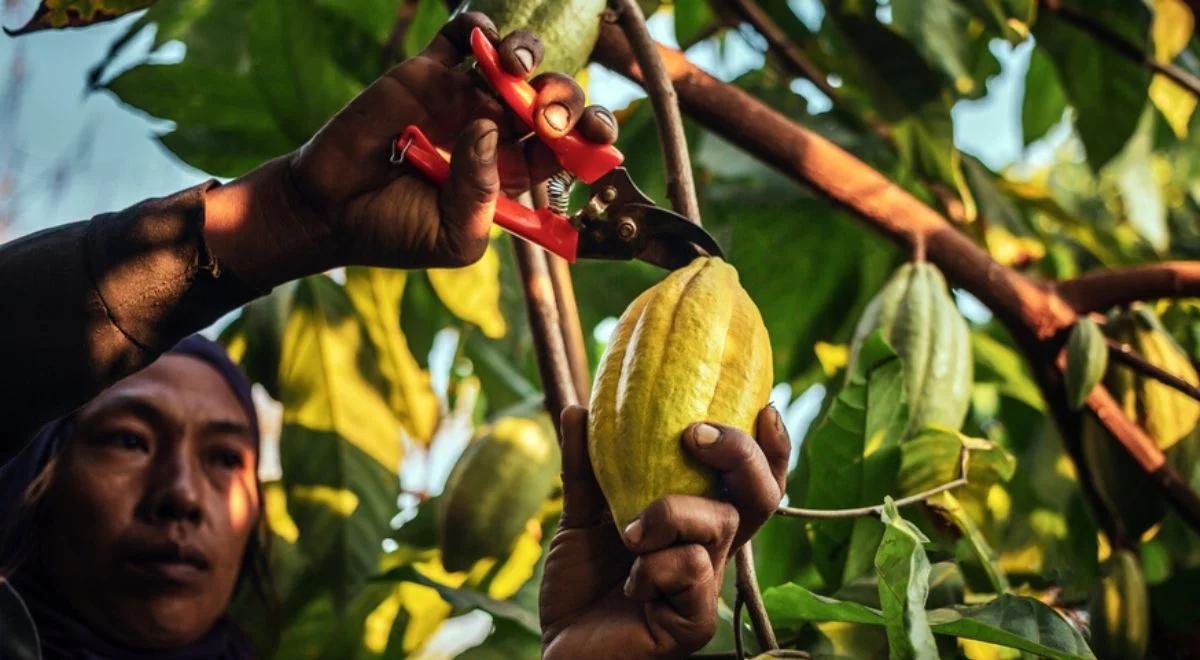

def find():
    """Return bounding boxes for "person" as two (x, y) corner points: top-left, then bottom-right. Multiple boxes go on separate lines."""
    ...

(0, 12), (788, 659)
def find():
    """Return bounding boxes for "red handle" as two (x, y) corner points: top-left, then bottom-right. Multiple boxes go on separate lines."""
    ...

(394, 126), (580, 262)
(469, 27), (624, 184)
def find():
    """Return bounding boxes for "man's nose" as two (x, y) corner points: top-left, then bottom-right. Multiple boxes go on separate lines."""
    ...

(145, 446), (204, 526)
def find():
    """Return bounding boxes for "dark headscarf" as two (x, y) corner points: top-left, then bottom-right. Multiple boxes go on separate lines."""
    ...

(0, 335), (259, 659)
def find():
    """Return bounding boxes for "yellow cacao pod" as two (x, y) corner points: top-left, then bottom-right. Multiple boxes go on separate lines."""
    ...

(588, 257), (773, 532)
(436, 417), (560, 572)
(1108, 305), (1200, 451)
(1083, 305), (1200, 538)
(1088, 550), (1150, 660)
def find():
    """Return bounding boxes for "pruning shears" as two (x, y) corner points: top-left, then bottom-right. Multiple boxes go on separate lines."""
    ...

(391, 27), (723, 271)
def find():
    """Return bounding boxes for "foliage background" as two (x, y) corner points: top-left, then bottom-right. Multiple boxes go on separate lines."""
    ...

(6, 0), (1200, 657)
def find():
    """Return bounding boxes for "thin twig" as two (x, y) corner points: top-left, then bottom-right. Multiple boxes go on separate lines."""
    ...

(614, 0), (701, 221)
(380, 0), (418, 72)
(512, 191), (580, 436)
(735, 544), (778, 651)
(733, 590), (745, 660)
(776, 447), (969, 519)
(545, 251), (591, 401)
(1108, 338), (1200, 403)
(1041, 0), (1200, 98)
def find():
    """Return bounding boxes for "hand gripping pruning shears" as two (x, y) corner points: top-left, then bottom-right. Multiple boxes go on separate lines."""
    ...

(391, 27), (723, 271)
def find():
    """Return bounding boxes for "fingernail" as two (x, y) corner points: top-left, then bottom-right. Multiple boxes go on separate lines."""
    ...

(595, 109), (617, 129)
(770, 403), (786, 435)
(514, 46), (535, 72)
(694, 423), (721, 446)
(474, 129), (498, 162)
(623, 574), (634, 597)
(543, 103), (569, 132)
(623, 518), (643, 544)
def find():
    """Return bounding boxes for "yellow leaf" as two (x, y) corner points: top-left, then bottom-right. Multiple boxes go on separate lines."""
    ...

(985, 225), (1045, 268)
(289, 484), (359, 517)
(1151, 76), (1197, 138)
(280, 275), (404, 473)
(428, 242), (508, 339)
(345, 267), (441, 445)
(263, 481), (299, 543)
(814, 341), (848, 377)
(1151, 0), (1196, 137)
(961, 638), (1021, 659)
(480, 518), (545, 599)
(1153, 0), (1194, 61)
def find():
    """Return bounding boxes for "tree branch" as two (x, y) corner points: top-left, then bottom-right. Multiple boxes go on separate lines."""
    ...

(1057, 261), (1200, 313)
(513, 190), (580, 436)
(1040, 0), (1200, 99)
(1108, 338), (1200, 403)
(614, 0), (701, 222)
(776, 447), (969, 519)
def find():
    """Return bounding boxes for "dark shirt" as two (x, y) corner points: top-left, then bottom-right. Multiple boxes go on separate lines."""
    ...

(0, 182), (265, 659)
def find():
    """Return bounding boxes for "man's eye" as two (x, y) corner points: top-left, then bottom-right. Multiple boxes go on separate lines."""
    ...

(101, 431), (149, 452)
(212, 449), (245, 470)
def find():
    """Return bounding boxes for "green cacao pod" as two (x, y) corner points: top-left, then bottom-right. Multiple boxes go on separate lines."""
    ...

(1088, 550), (1150, 660)
(436, 416), (560, 572)
(589, 257), (773, 533)
(848, 262), (972, 436)
(463, 0), (608, 74)
(1082, 305), (1200, 538)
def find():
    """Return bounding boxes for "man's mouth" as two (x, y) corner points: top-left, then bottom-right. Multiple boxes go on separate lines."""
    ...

(121, 542), (211, 583)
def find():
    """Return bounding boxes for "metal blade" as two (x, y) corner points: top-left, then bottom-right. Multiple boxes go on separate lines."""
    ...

(574, 168), (725, 270)
(576, 203), (725, 270)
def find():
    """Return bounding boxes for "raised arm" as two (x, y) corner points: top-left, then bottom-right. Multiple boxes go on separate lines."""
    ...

(0, 12), (618, 458)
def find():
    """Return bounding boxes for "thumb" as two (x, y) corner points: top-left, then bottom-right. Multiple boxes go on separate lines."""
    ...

(559, 405), (608, 528)
(438, 118), (499, 264)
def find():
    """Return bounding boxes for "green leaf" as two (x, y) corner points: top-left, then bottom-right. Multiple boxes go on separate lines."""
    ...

(674, 0), (716, 47)
(763, 585), (1096, 659)
(277, 275), (403, 609)
(104, 0), (371, 177)
(972, 330), (1045, 411)
(373, 565), (542, 634)
(7, 0), (154, 35)
(927, 595), (1096, 660)
(875, 499), (938, 660)
(897, 428), (1016, 497)
(1065, 317), (1108, 409)
(1021, 46), (1069, 145)
(889, 0), (1001, 98)
(219, 281), (297, 398)
(800, 333), (909, 588)
(932, 491), (1011, 595)
(1033, 1), (1153, 170)
(457, 617), (542, 659)
(404, 0), (450, 58)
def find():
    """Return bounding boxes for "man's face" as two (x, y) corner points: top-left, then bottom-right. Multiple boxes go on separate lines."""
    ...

(39, 355), (260, 650)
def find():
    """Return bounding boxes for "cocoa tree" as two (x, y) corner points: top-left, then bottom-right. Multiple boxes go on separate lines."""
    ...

(11, 0), (1200, 657)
